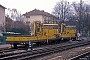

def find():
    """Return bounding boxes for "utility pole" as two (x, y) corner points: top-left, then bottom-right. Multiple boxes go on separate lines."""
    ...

(79, 0), (84, 33)
(61, 0), (64, 23)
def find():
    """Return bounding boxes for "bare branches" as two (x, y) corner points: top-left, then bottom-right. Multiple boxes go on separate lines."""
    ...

(52, 0), (73, 22)
(72, 0), (90, 32)
(6, 8), (23, 21)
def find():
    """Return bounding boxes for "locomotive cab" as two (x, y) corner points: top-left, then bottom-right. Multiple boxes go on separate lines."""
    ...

(60, 23), (76, 40)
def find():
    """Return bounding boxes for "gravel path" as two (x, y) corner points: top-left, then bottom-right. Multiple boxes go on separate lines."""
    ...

(0, 44), (10, 49)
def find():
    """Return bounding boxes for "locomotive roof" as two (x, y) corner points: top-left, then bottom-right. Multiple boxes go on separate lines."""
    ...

(43, 24), (58, 26)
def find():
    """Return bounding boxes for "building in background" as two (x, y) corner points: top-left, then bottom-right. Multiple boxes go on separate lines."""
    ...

(0, 4), (6, 36)
(23, 9), (58, 34)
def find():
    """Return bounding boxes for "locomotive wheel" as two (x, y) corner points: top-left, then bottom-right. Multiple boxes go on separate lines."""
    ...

(25, 44), (29, 48)
(36, 42), (41, 46)
(13, 43), (17, 49)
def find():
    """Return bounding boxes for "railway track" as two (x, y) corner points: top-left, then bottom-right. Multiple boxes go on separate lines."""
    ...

(0, 41), (68, 54)
(0, 45), (29, 54)
(0, 40), (90, 60)
(0, 40), (74, 54)
(70, 50), (90, 60)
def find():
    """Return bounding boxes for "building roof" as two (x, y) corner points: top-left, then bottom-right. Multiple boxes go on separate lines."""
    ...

(23, 9), (57, 18)
(0, 4), (6, 9)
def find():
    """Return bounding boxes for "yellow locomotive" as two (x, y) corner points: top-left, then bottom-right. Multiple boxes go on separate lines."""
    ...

(6, 21), (76, 48)
(60, 23), (76, 40)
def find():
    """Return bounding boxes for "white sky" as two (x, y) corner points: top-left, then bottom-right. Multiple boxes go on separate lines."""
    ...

(0, 0), (89, 14)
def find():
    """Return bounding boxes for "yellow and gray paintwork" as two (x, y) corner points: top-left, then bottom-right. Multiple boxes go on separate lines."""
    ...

(6, 21), (76, 44)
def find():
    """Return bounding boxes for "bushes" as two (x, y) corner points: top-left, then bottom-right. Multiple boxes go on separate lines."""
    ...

(8, 28), (30, 35)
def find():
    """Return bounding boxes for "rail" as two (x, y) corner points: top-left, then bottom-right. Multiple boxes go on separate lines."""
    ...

(0, 40), (90, 60)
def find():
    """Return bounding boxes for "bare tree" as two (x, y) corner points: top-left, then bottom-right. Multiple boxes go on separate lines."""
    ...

(72, 0), (90, 33)
(6, 8), (23, 21)
(52, 0), (73, 23)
